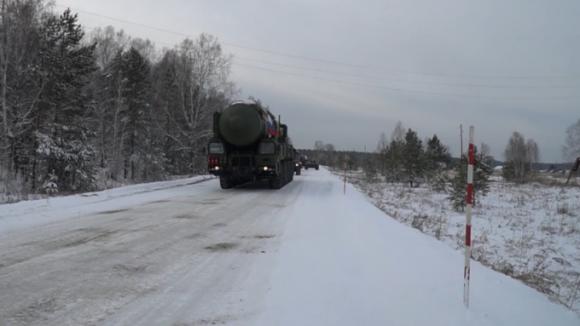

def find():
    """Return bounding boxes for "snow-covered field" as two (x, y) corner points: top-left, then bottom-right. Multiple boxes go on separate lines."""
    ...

(0, 168), (578, 325)
(343, 170), (580, 315)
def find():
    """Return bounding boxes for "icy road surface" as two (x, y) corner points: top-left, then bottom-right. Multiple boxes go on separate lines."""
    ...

(0, 169), (578, 325)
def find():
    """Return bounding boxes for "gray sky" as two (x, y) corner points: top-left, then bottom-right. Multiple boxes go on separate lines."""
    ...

(55, 0), (580, 162)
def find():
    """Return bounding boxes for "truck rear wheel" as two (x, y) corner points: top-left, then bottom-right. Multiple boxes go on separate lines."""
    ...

(219, 176), (233, 189)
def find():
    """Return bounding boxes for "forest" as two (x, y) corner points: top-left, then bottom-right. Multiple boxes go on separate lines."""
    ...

(0, 0), (234, 200)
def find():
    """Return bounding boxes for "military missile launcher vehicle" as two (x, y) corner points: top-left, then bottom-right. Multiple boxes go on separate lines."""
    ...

(207, 101), (296, 189)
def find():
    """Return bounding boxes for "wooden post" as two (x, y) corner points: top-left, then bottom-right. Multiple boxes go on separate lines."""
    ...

(343, 160), (347, 194)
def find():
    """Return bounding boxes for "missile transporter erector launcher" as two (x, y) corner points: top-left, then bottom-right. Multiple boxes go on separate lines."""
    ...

(207, 102), (296, 189)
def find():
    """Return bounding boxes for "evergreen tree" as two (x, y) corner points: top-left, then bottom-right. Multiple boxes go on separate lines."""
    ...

(35, 9), (97, 192)
(449, 157), (467, 211)
(382, 121), (406, 182)
(449, 146), (492, 211)
(120, 47), (154, 180)
(424, 134), (451, 191)
(402, 128), (424, 187)
(425, 134), (451, 173)
(363, 156), (378, 182)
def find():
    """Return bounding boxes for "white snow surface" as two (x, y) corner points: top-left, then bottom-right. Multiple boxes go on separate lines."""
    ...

(0, 168), (578, 325)
(0, 175), (214, 234)
(345, 170), (580, 315)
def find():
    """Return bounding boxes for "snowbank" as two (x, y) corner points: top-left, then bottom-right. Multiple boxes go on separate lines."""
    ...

(345, 170), (580, 316)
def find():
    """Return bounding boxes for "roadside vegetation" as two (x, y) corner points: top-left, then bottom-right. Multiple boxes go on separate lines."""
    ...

(316, 120), (580, 315)
(0, 0), (234, 202)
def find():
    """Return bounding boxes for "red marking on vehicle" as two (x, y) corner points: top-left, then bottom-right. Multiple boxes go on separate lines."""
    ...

(208, 156), (220, 166)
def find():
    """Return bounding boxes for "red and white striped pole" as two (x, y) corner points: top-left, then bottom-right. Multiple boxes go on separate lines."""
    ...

(464, 126), (475, 308)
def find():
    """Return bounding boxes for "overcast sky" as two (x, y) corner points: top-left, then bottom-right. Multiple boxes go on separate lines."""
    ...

(55, 0), (580, 162)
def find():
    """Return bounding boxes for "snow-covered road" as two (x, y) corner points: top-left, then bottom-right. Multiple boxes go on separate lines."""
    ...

(0, 168), (578, 325)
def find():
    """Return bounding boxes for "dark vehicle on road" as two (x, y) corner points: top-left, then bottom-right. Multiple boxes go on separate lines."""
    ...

(293, 150), (302, 175)
(303, 159), (319, 170)
(294, 160), (302, 175)
(207, 101), (296, 189)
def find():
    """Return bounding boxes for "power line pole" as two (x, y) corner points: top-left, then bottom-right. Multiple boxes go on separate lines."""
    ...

(460, 124), (464, 158)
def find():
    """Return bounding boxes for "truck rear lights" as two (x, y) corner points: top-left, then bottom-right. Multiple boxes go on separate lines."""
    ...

(208, 156), (220, 166)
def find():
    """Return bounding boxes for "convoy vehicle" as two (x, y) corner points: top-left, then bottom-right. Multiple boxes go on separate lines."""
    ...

(303, 159), (319, 170)
(207, 101), (296, 189)
(294, 160), (302, 175)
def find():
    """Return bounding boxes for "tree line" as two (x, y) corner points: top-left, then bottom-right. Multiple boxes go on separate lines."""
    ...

(303, 120), (575, 211)
(0, 1), (234, 199)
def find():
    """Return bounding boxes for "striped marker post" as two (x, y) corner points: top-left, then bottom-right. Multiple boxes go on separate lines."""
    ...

(464, 126), (475, 308)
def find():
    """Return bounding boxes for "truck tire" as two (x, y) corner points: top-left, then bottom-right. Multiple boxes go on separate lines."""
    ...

(281, 165), (287, 185)
(220, 176), (233, 189)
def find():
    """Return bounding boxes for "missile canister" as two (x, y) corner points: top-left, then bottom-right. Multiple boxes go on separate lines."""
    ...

(218, 103), (278, 147)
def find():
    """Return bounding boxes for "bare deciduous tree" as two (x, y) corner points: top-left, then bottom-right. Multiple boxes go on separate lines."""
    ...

(526, 139), (539, 172)
(563, 118), (580, 161)
(151, 34), (233, 174)
(90, 26), (130, 69)
(1, 0), (45, 180)
(376, 132), (388, 175)
(480, 143), (491, 159)
(376, 132), (387, 153)
(391, 121), (405, 142)
(0, 0), (9, 170)
(504, 132), (539, 183)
